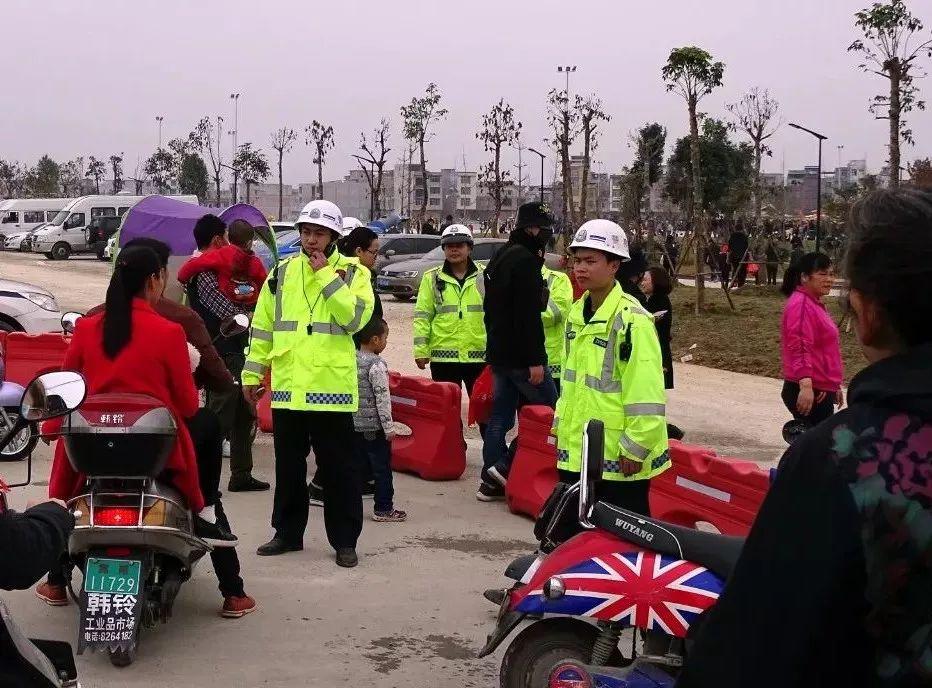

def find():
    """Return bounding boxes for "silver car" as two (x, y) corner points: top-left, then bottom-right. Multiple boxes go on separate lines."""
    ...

(373, 234), (441, 274)
(0, 278), (63, 333)
(376, 238), (564, 301)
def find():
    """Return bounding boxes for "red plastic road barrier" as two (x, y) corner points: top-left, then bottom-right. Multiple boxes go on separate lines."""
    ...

(649, 440), (770, 536)
(506, 405), (559, 519)
(389, 372), (465, 481)
(3, 333), (70, 386)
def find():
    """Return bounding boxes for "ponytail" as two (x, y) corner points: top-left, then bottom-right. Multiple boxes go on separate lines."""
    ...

(780, 251), (832, 297)
(103, 246), (161, 359)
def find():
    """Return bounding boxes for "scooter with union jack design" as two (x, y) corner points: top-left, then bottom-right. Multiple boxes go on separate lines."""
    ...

(478, 420), (746, 688)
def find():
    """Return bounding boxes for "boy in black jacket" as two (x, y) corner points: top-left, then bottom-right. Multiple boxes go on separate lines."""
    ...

(479, 202), (558, 501)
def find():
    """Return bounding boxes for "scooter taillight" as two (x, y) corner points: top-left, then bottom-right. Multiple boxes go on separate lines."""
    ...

(94, 506), (139, 527)
(549, 663), (592, 688)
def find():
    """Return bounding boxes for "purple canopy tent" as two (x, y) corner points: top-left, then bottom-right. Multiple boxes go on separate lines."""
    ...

(116, 196), (273, 302)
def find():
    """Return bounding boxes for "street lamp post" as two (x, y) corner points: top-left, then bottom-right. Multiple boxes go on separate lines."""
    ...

(788, 122), (828, 253)
(528, 148), (546, 202)
(230, 93), (240, 202)
(155, 116), (164, 149)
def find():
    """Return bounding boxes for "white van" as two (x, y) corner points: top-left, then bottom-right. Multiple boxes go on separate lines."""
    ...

(30, 194), (197, 259)
(0, 198), (70, 236)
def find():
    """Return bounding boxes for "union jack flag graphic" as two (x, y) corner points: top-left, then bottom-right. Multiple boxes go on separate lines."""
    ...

(517, 551), (723, 637)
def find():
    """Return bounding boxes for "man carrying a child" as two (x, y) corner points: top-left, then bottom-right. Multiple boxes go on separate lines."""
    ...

(179, 214), (270, 492)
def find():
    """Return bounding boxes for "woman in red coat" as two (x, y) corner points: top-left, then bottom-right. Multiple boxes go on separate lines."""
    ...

(45, 246), (234, 545)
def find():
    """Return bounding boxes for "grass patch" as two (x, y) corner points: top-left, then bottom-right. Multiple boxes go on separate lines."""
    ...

(670, 284), (867, 384)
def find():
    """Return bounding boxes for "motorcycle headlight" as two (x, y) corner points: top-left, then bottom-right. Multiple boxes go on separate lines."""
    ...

(23, 292), (58, 312)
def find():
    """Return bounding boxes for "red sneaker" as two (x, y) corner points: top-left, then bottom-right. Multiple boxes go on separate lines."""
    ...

(221, 595), (257, 618)
(35, 582), (68, 607)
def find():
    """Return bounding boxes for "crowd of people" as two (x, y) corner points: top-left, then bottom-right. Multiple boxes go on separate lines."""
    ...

(0, 187), (929, 687)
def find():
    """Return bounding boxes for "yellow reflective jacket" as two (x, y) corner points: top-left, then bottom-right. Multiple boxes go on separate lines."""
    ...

(554, 282), (669, 482)
(542, 266), (574, 379)
(242, 248), (374, 412)
(413, 261), (486, 363)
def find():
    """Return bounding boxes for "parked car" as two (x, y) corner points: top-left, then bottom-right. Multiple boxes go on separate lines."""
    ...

(270, 221), (294, 234)
(103, 232), (118, 261)
(376, 238), (563, 301)
(373, 234), (441, 273)
(0, 199), (68, 237)
(2, 223), (46, 251)
(254, 229), (301, 270)
(0, 278), (63, 333)
(87, 215), (123, 259)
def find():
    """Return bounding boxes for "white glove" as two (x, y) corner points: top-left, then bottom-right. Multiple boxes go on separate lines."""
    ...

(187, 342), (201, 373)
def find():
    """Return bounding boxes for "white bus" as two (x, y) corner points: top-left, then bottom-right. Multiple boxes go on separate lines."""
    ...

(0, 198), (71, 236)
(30, 194), (197, 259)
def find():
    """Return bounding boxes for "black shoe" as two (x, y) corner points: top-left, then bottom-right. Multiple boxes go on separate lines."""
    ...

(362, 481), (375, 500)
(476, 481), (505, 502)
(256, 537), (303, 556)
(488, 464), (510, 487)
(335, 548), (358, 568)
(228, 475), (271, 492)
(308, 483), (325, 507)
(194, 516), (238, 548)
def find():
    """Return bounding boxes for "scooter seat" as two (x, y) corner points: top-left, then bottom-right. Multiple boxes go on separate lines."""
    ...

(591, 501), (744, 579)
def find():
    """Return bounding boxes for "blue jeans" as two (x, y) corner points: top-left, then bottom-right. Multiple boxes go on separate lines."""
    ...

(354, 431), (393, 512)
(482, 365), (558, 479)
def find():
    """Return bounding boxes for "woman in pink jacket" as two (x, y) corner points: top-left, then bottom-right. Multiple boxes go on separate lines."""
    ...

(780, 252), (843, 426)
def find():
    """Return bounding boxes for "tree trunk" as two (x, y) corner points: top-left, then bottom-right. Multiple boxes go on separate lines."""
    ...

(419, 139), (428, 221)
(246, 182), (252, 204)
(561, 110), (574, 229)
(317, 156), (324, 200)
(494, 143), (502, 236)
(889, 64), (901, 190)
(374, 166), (383, 217)
(753, 143), (762, 227)
(277, 152), (284, 220)
(214, 172), (221, 206)
(688, 97), (705, 315)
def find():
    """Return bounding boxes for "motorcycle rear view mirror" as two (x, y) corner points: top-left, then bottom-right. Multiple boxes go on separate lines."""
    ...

(578, 419), (604, 529)
(219, 313), (250, 339)
(61, 312), (83, 335)
(20, 372), (87, 423)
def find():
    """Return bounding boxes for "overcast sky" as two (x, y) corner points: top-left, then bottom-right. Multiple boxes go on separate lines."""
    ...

(3, 0), (931, 187)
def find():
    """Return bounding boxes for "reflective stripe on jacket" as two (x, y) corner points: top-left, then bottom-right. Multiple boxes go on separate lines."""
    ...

(413, 262), (486, 363)
(554, 282), (669, 482)
(242, 249), (374, 412)
(542, 266), (573, 379)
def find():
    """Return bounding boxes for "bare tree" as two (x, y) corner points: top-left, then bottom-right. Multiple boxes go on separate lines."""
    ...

(627, 123), (667, 235)
(663, 46), (725, 314)
(849, 0), (932, 188)
(354, 119), (392, 220)
(574, 94), (610, 222)
(546, 88), (579, 229)
(109, 153), (124, 193)
(190, 116), (224, 205)
(85, 156), (105, 194)
(400, 83), (448, 221)
(61, 158), (85, 196)
(270, 127), (297, 220)
(305, 120), (335, 200)
(727, 88), (780, 226)
(476, 100), (521, 235)
(0, 160), (25, 198)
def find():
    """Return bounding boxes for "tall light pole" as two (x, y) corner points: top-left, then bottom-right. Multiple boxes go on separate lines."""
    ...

(836, 144), (844, 169)
(788, 122), (828, 252)
(528, 148), (546, 202)
(155, 116), (164, 149)
(557, 64), (577, 97)
(230, 93), (240, 202)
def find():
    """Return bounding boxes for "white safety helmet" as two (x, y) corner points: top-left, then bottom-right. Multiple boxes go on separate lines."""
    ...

(440, 223), (474, 247)
(342, 217), (365, 236)
(296, 199), (343, 236)
(569, 219), (630, 261)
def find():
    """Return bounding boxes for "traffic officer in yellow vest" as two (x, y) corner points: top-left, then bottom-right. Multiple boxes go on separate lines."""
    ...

(413, 224), (487, 397)
(555, 219), (669, 516)
(242, 199), (374, 567)
(541, 264), (574, 388)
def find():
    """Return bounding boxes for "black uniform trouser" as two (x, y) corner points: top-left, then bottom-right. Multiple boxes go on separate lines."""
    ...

(558, 469), (652, 517)
(50, 409), (245, 599)
(206, 353), (255, 480)
(271, 409), (362, 550)
(429, 361), (486, 396)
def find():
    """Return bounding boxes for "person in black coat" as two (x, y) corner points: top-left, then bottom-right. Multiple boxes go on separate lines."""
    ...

(641, 266), (674, 389)
(480, 201), (558, 501)
(728, 224), (750, 287)
(0, 499), (74, 591)
(616, 245), (649, 306)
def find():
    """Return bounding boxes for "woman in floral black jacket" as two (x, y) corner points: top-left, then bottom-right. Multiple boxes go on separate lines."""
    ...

(679, 189), (932, 688)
